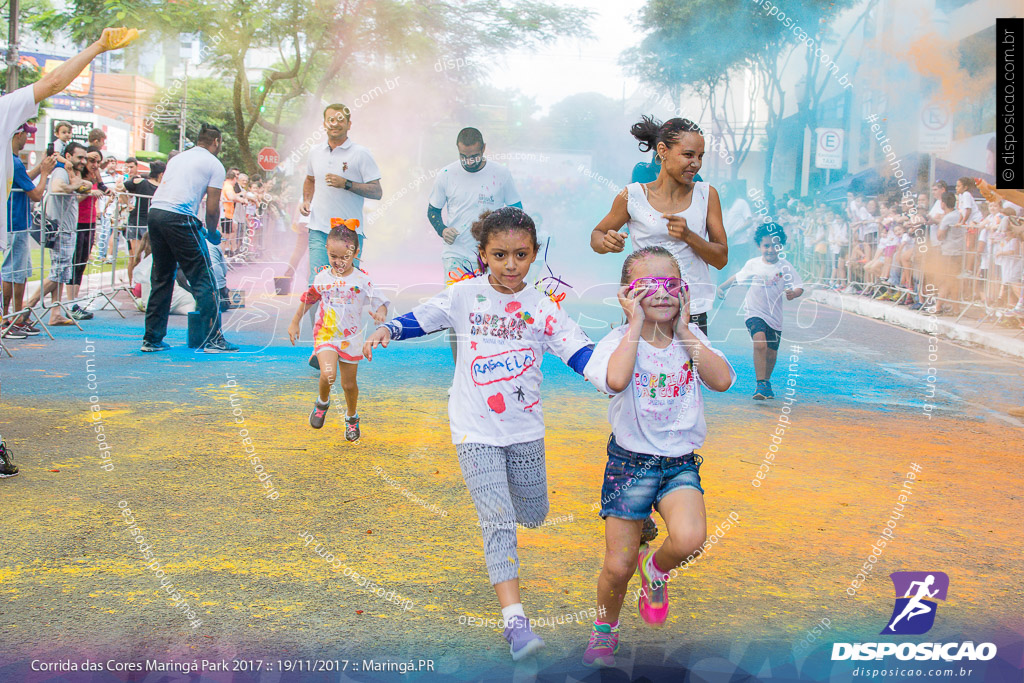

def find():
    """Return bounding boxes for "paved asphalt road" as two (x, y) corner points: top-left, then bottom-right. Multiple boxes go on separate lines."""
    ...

(1, 276), (1021, 683)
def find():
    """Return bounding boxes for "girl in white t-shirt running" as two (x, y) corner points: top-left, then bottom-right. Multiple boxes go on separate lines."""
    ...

(288, 222), (389, 441)
(580, 246), (734, 668)
(591, 116), (728, 336)
(364, 207), (594, 661)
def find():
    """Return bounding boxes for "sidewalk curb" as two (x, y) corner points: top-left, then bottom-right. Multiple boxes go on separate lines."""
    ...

(809, 289), (1024, 361)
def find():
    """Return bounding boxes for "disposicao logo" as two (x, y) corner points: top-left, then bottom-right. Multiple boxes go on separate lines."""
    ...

(832, 571), (997, 662)
(881, 571), (948, 635)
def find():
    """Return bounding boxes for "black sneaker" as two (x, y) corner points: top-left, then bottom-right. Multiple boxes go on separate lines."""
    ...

(0, 441), (19, 478)
(309, 400), (330, 429)
(141, 340), (171, 352)
(2, 323), (27, 339)
(70, 305), (94, 320)
(345, 415), (360, 442)
(203, 335), (240, 353)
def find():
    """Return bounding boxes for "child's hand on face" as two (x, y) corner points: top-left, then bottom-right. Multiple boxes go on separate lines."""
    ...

(673, 283), (692, 338)
(287, 320), (300, 346)
(617, 285), (644, 325)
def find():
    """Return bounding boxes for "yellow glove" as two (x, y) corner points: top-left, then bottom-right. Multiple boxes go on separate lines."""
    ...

(99, 27), (141, 51)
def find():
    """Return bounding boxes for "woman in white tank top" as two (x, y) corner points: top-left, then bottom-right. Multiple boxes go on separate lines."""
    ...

(591, 116), (728, 333)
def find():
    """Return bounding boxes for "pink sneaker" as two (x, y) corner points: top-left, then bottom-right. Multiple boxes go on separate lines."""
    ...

(637, 545), (668, 626)
(582, 622), (619, 667)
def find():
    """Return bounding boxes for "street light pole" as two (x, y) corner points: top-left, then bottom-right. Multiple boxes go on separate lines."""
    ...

(5, 0), (20, 93)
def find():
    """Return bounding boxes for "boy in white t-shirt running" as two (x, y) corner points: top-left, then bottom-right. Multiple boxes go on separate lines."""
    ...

(288, 221), (389, 441)
(364, 207), (593, 661)
(581, 245), (735, 668)
(718, 222), (804, 400)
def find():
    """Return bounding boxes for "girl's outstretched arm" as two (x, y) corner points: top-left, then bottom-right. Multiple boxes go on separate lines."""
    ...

(288, 287), (321, 345)
(363, 312), (430, 361)
(287, 301), (315, 345)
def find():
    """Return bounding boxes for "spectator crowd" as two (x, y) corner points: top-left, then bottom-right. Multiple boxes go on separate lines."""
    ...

(775, 178), (1024, 322)
(2, 125), (285, 341)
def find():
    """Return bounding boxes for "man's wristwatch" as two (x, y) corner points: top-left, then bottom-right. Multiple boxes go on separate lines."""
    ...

(344, 179), (353, 191)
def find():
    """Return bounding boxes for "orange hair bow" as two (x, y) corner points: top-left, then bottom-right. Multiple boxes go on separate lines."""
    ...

(330, 218), (360, 231)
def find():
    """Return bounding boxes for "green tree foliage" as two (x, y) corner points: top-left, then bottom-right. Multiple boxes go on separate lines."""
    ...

(149, 76), (271, 173)
(25, 0), (590, 174)
(625, 0), (864, 189)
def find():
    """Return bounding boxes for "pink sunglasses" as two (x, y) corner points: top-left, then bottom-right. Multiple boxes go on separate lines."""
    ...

(627, 276), (687, 298)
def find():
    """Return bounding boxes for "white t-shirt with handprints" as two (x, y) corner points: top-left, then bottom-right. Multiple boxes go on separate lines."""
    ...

(412, 277), (590, 446)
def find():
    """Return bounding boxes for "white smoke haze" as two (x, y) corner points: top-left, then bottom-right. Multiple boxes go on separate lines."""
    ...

(261, 0), (1010, 306)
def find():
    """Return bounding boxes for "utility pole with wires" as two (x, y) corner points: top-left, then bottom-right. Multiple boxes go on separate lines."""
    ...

(5, 0), (20, 93)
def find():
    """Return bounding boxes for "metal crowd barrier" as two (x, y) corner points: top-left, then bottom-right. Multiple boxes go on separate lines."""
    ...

(2, 182), (281, 356)
(0, 186), (145, 356)
(785, 211), (1024, 337)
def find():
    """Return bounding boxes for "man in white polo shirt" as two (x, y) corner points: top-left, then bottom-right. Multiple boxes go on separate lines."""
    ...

(142, 123), (237, 354)
(299, 103), (381, 279)
(427, 127), (522, 283)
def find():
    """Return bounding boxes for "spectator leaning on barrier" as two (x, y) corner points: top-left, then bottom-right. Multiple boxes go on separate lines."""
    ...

(2, 123), (56, 340)
(95, 156), (119, 264)
(17, 142), (91, 327)
(142, 123), (237, 354)
(935, 191), (962, 316)
(0, 24), (133, 479)
(124, 161), (164, 285)
(64, 146), (114, 321)
(994, 210), (1023, 310)
(220, 168), (238, 248)
(123, 157), (139, 183)
(927, 181), (948, 245)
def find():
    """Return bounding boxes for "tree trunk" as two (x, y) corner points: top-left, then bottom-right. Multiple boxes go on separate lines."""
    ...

(231, 70), (257, 175)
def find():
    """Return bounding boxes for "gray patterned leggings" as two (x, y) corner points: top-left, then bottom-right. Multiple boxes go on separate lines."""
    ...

(455, 438), (549, 585)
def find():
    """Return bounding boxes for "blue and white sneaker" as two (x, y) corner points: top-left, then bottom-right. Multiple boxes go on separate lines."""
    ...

(763, 380), (775, 399)
(503, 614), (545, 661)
(753, 380), (768, 400)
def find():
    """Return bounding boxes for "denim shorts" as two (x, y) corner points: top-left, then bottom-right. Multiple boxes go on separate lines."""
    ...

(599, 434), (704, 521)
(1, 231), (33, 283)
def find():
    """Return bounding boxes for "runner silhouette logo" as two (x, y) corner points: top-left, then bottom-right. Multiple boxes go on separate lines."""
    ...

(881, 572), (949, 635)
